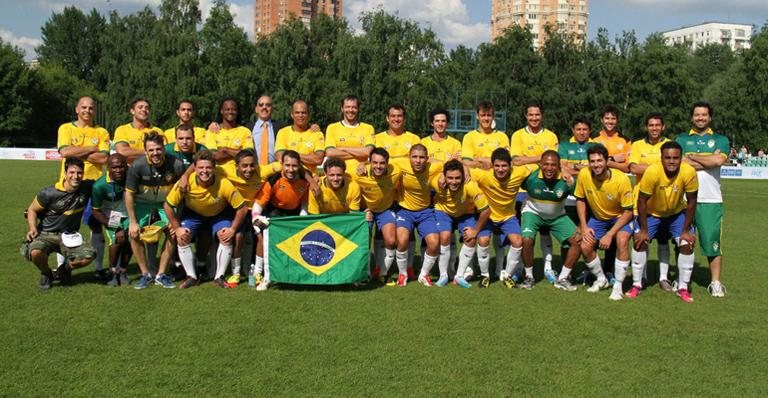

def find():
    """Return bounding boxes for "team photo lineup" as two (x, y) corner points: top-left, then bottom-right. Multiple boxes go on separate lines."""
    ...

(24, 94), (729, 303)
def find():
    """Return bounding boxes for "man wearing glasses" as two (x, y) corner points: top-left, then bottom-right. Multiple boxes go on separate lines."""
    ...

(247, 95), (283, 166)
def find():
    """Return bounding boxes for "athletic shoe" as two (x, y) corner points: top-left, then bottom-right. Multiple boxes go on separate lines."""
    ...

(371, 266), (381, 280)
(107, 272), (119, 287)
(253, 273), (263, 287)
(179, 277), (199, 289)
(38, 273), (52, 290)
(587, 278), (610, 293)
(519, 276), (535, 290)
(155, 274), (176, 289)
(407, 267), (416, 281)
(625, 286), (642, 298)
(608, 286), (624, 301)
(226, 274), (240, 288)
(479, 276), (491, 288)
(57, 265), (72, 286)
(118, 271), (130, 287)
(677, 288), (694, 303)
(213, 277), (230, 288)
(435, 275), (449, 287)
(256, 280), (270, 291)
(554, 278), (577, 292)
(708, 281), (726, 298)
(543, 268), (557, 284)
(501, 275), (516, 289)
(396, 273), (407, 287)
(499, 270), (508, 281)
(453, 277), (471, 288)
(463, 266), (475, 281)
(134, 274), (153, 290)
(658, 279), (675, 292)
(417, 275), (433, 287)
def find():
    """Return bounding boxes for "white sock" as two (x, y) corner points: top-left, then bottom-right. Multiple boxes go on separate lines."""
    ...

(559, 266), (572, 280)
(178, 245), (197, 279)
(614, 259), (629, 282)
(215, 244), (233, 279)
(586, 257), (606, 281)
(631, 249), (647, 287)
(456, 245), (476, 279)
(677, 253), (695, 290)
(57, 253), (65, 267)
(437, 245), (451, 278)
(420, 253), (437, 278)
(383, 248), (395, 274)
(231, 257), (242, 276)
(504, 246), (522, 275)
(524, 266), (534, 279)
(493, 235), (504, 275)
(658, 243), (670, 281)
(540, 233), (553, 269)
(91, 231), (105, 271)
(477, 245), (490, 276)
(396, 250), (408, 275)
(448, 241), (457, 276)
(254, 256), (264, 275)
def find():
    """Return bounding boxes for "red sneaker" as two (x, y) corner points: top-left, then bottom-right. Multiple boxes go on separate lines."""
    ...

(396, 273), (407, 287)
(677, 288), (694, 303)
(625, 285), (642, 298)
(417, 275), (433, 287)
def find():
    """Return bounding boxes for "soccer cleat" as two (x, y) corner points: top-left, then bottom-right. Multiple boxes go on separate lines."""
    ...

(658, 279), (675, 293)
(179, 277), (200, 289)
(107, 272), (119, 287)
(38, 273), (52, 290)
(543, 268), (558, 284)
(625, 286), (642, 298)
(396, 273), (408, 287)
(255, 280), (270, 291)
(418, 275), (433, 287)
(707, 281), (726, 298)
(519, 276), (535, 290)
(154, 274), (176, 288)
(554, 278), (577, 292)
(463, 266), (475, 281)
(453, 277), (471, 288)
(226, 274), (241, 288)
(676, 288), (694, 303)
(118, 270), (130, 287)
(407, 267), (416, 281)
(213, 276), (230, 288)
(479, 276), (491, 288)
(435, 275), (449, 287)
(134, 274), (153, 290)
(57, 265), (72, 286)
(609, 287), (624, 301)
(499, 270), (508, 282)
(500, 271), (515, 288)
(587, 278), (610, 293)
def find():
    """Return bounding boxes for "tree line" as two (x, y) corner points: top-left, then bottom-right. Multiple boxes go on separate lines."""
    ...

(1, 0), (766, 149)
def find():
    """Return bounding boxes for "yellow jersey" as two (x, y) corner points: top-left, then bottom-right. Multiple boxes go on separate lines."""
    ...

(573, 168), (633, 220)
(460, 130), (509, 161)
(163, 125), (208, 145)
(628, 138), (670, 170)
(325, 121), (375, 171)
(113, 123), (164, 151)
(510, 127), (559, 156)
(57, 122), (110, 181)
(275, 126), (325, 156)
(205, 125), (254, 170)
(390, 158), (442, 211)
(374, 131), (421, 159)
(308, 177), (362, 214)
(470, 167), (531, 222)
(421, 135), (462, 163)
(638, 162), (698, 218)
(166, 172), (246, 217)
(431, 179), (488, 218)
(351, 164), (402, 213)
(219, 162), (281, 207)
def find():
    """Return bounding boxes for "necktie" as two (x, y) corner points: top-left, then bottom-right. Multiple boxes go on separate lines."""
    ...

(260, 121), (270, 165)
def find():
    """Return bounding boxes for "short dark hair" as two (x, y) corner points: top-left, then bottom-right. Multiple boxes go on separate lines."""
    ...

(409, 143), (428, 155)
(430, 108), (450, 123)
(691, 101), (713, 118)
(524, 100), (543, 115)
(370, 147), (390, 163)
(442, 159), (465, 180)
(175, 123), (194, 136)
(323, 157), (346, 173)
(491, 148), (511, 164)
(281, 149), (301, 163)
(341, 95), (360, 107)
(108, 153), (127, 165)
(571, 116), (592, 130)
(177, 99), (193, 110)
(63, 157), (85, 172)
(587, 144), (609, 160)
(475, 100), (494, 113)
(235, 149), (256, 165)
(129, 97), (149, 111)
(661, 141), (682, 153)
(541, 149), (560, 162)
(645, 112), (665, 126)
(143, 131), (165, 148)
(601, 104), (619, 118)
(193, 149), (216, 166)
(387, 103), (406, 117)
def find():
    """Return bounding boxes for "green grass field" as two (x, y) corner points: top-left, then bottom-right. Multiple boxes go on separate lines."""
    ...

(1, 160), (766, 396)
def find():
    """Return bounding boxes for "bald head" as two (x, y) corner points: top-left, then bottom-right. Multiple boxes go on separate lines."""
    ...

(75, 96), (96, 125)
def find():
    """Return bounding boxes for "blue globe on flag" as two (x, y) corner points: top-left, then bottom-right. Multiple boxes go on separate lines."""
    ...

(299, 230), (336, 266)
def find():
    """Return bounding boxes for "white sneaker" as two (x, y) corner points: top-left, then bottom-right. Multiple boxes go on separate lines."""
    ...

(609, 289), (623, 301)
(587, 278), (610, 293)
(256, 280), (270, 291)
(708, 281), (726, 298)
(463, 265), (475, 281)
(499, 270), (509, 282)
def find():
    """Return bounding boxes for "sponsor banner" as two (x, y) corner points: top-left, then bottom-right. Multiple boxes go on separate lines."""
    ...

(720, 166), (768, 179)
(0, 148), (60, 161)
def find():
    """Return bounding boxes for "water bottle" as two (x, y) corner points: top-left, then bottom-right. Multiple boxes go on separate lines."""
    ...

(248, 264), (256, 288)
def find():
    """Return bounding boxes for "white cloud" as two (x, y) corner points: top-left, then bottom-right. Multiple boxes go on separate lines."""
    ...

(345, 0), (490, 49)
(0, 29), (42, 59)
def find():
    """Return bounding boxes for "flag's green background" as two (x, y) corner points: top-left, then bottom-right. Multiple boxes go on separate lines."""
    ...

(1, 160), (766, 396)
(267, 213), (369, 285)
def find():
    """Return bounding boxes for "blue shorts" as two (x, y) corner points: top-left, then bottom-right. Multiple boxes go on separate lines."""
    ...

(180, 208), (234, 240)
(490, 217), (522, 246)
(396, 208), (438, 237)
(372, 208), (397, 231)
(633, 212), (693, 242)
(435, 211), (491, 238)
(588, 217), (633, 240)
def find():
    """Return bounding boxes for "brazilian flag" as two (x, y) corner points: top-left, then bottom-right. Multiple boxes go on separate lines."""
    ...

(265, 212), (369, 285)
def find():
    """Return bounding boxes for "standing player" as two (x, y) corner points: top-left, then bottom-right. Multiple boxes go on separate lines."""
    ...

(206, 98), (254, 172)
(164, 150), (249, 288)
(431, 160), (491, 288)
(461, 100), (509, 170)
(274, 100), (325, 173)
(374, 104), (421, 160)
(24, 158), (96, 289)
(630, 142), (698, 302)
(91, 154), (132, 287)
(325, 95), (376, 173)
(593, 104), (630, 172)
(628, 112), (673, 291)
(422, 109), (461, 163)
(308, 157), (362, 215)
(519, 150), (581, 291)
(125, 133), (186, 289)
(574, 145), (634, 299)
(163, 100), (207, 145)
(677, 101), (730, 297)
(114, 97), (165, 163)
(165, 123), (207, 168)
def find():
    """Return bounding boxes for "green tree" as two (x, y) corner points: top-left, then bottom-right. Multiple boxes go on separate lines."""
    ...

(0, 40), (34, 145)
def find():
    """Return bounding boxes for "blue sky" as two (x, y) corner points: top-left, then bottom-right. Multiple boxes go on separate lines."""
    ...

(1, 0), (765, 60)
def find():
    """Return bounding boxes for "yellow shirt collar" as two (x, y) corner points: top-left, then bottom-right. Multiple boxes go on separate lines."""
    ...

(689, 128), (713, 135)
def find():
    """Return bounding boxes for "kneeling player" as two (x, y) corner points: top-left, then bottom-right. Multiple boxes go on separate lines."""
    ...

(629, 141), (698, 302)
(164, 150), (249, 288)
(574, 145), (633, 299)
(432, 160), (491, 287)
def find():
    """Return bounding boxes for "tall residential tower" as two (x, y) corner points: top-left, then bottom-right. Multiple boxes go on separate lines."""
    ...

(254, 0), (343, 37)
(492, 0), (588, 49)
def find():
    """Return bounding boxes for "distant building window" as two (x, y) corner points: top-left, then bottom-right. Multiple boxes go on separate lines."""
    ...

(528, 13), (537, 19)
(736, 29), (745, 37)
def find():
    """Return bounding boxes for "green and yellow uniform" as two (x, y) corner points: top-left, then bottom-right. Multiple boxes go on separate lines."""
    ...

(91, 173), (128, 245)
(325, 121), (376, 171)
(374, 131), (421, 159)
(558, 137), (594, 169)
(163, 125), (208, 146)
(520, 167), (575, 241)
(308, 178), (362, 214)
(57, 122), (110, 181)
(460, 130), (509, 161)
(164, 142), (208, 168)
